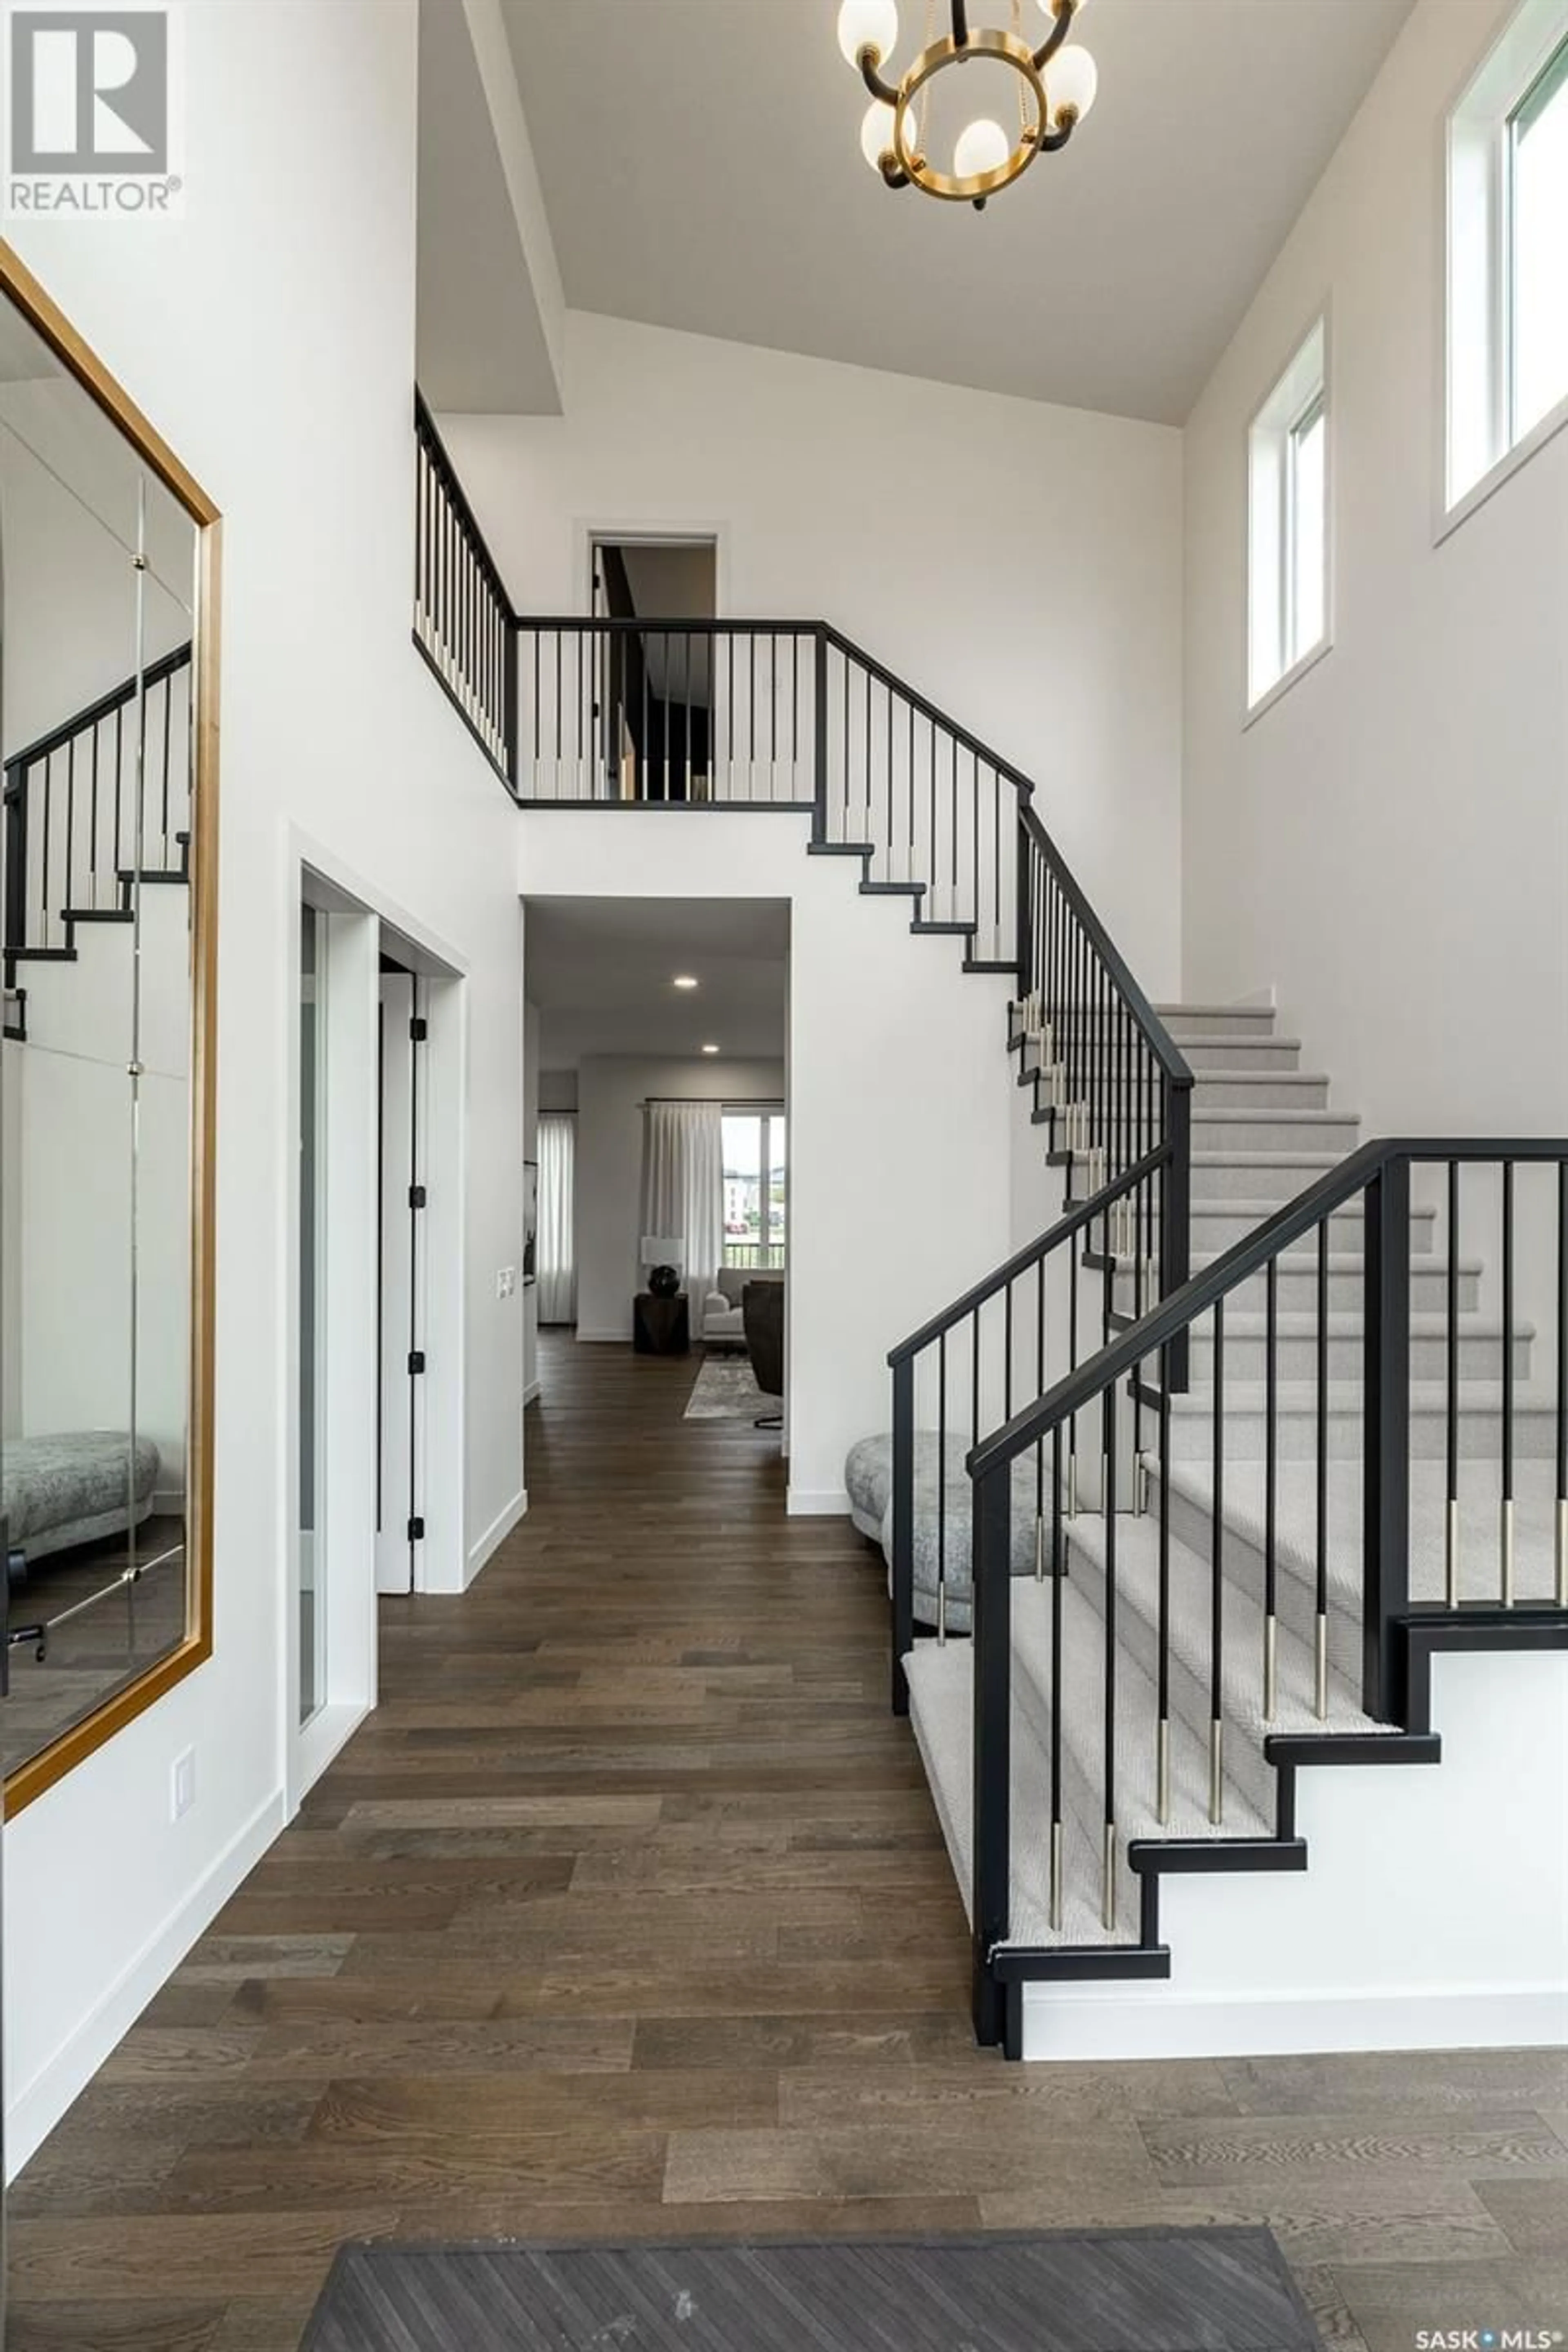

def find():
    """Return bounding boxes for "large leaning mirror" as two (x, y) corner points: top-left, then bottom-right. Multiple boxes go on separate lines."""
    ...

(0, 241), (218, 1810)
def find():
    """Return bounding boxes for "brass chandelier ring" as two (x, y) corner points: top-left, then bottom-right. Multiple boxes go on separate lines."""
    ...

(890, 29), (1051, 203)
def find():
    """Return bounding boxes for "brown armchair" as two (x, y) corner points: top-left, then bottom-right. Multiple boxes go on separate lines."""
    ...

(742, 1278), (784, 1430)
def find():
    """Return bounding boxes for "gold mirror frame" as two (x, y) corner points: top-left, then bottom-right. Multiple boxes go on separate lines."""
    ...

(0, 238), (220, 1815)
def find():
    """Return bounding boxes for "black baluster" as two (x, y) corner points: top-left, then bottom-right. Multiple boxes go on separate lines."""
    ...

(1557, 1160), (1566, 1607)
(161, 671), (172, 858)
(1265, 1253), (1278, 1719)
(64, 736), (75, 919)
(89, 722), (100, 908)
(1457, 1152), (1467, 1608)
(1315, 1219), (1329, 1716)
(938, 1330), (948, 1630)
(1049, 1420), (1064, 1927)
(1209, 1298), (1225, 1824)
(1102, 1403), (1118, 1930)
(1156, 1337), (1172, 1822)
(1502, 1158), (1515, 1608)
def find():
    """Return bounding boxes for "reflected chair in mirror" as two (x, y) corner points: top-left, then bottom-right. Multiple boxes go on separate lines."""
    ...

(742, 1278), (784, 1430)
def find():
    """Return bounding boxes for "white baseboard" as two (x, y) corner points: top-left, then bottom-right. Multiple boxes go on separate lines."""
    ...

(787, 1486), (850, 1517)
(466, 1487), (527, 1584)
(1021, 1979), (1568, 2062)
(151, 1486), (186, 1518)
(523, 1378), (542, 1407)
(4, 1788), (286, 2179)
(575, 1328), (630, 1345)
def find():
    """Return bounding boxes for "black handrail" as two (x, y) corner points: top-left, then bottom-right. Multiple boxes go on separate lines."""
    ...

(970, 1135), (1568, 1483)
(1018, 806), (1188, 1087)
(891, 1143), (1169, 1369)
(958, 1127), (1568, 2047)
(3, 639), (192, 780)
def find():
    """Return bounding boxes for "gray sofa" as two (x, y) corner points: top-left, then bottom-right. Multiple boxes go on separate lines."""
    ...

(3, 1431), (161, 1563)
(701, 1265), (783, 1345)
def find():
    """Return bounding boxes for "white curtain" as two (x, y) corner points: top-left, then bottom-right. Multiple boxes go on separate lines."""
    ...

(640, 1100), (723, 1305)
(537, 1112), (577, 1326)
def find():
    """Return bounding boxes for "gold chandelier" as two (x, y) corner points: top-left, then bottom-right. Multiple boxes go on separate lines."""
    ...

(837, 0), (1098, 208)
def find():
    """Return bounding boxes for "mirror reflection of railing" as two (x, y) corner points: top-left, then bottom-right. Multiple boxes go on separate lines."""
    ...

(2, 640), (192, 998)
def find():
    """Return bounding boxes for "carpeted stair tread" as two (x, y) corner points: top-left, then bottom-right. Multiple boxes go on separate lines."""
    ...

(905, 1639), (1136, 1949)
(1007, 1577), (1274, 1861)
(1060, 1506), (1391, 1824)
(1163, 1453), (1565, 1615)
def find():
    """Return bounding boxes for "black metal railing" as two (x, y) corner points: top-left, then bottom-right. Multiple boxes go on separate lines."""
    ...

(889, 1147), (1167, 1704)
(414, 392), (517, 788)
(960, 1137), (1568, 2041)
(4, 640), (193, 983)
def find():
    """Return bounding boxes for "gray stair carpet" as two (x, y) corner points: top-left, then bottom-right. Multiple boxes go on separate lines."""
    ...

(898, 997), (1558, 1955)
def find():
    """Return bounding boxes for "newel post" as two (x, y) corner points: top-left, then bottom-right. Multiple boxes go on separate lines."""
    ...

(1362, 1156), (1412, 1721)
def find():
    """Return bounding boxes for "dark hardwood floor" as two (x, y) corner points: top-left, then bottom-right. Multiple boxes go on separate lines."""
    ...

(9, 1333), (1567, 2349)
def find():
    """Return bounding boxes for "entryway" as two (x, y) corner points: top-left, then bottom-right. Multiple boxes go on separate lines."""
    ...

(290, 860), (467, 1806)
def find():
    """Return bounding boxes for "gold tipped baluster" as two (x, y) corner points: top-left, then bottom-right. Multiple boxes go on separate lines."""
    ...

(1101, 1822), (1117, 1932)
(1446, 1497), (1460, 1610)
(1207, 1719), (1223, 1826)
(1501, 1497), (1515, 1609)
(1049, 1820), (1064, 1933)
(1156, 1717), (1170, 1826)
(1314, 1613), (1328, 1719)
(1034, 1512), (1045, 1582)
(1263, 1613), (1277, 1723)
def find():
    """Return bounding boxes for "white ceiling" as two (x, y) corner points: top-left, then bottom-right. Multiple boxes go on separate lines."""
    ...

(499, 0), (1413, 425)
(526, 895), (789, 1067)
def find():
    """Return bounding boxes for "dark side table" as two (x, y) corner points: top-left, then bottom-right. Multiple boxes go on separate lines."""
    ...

(633, 1291), (690, 1356)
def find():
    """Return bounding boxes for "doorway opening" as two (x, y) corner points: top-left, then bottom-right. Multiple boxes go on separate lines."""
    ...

(289, 863), (466, 1804)
(521, 893), (788, 1454)
(589, 535), (718, 803)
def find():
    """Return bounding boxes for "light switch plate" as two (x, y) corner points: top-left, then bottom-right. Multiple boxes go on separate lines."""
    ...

(171, 1748), (196, 1821)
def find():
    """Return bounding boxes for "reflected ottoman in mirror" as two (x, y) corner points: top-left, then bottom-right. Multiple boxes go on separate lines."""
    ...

(0, 242), (218, 1806)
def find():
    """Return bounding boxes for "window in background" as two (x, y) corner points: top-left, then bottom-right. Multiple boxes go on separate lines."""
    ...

(1511, 37), (1568, 439)
(1448, 1), (1568, 511)
(1247, 318), (1329, 713)
(722, 1107), (787, 1269)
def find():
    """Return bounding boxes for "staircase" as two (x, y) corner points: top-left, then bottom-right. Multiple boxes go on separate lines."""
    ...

(3, 640), (194, 1042)
(408, 403), (1568, 2060)
(905, 998), (1565, 2013)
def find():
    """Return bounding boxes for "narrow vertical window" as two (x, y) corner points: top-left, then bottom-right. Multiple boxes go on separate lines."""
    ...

(1247, 318), (1329, 713)
(1447, 1), (1568, 512)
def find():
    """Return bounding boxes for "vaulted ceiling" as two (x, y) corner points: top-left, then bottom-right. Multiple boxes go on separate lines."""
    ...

(497, 0), (1414, 423)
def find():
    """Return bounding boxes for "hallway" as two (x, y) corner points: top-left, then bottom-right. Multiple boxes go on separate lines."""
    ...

(8, 1335), (1566, 2350)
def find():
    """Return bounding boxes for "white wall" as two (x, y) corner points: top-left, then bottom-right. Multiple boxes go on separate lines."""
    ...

(573, 1052), (786, 1345)
(445, 312), (1185, 1000)
(1182, 0), (1568, 1147)
(4, 0), (526, 2172)
(1024, 1649), (1568, 2059)
(519, 811), (1017, 1510)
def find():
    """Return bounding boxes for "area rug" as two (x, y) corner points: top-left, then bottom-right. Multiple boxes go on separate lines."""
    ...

(301, 2229), (1322, 2352)
(684, 1356), (770, 1419)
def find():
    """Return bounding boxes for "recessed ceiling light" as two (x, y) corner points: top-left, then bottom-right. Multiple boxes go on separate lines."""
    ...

(701, 1043), (720, 1056)
(672, 974), (699, 991)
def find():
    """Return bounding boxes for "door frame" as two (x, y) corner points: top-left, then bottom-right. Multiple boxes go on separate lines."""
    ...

(283, 831), (468, 1813)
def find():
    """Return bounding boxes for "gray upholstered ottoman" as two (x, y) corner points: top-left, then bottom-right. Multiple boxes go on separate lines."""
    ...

(845, 1431), (1054, 1632)
(3, 1432), (160, 1563)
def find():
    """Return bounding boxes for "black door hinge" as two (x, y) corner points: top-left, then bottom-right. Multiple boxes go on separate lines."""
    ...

(407, 1514), (425, 1543)
(410, 1016), (428, 1042)
(408, 1350), (426, 1375)
(408, 1183), (428, 1209)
